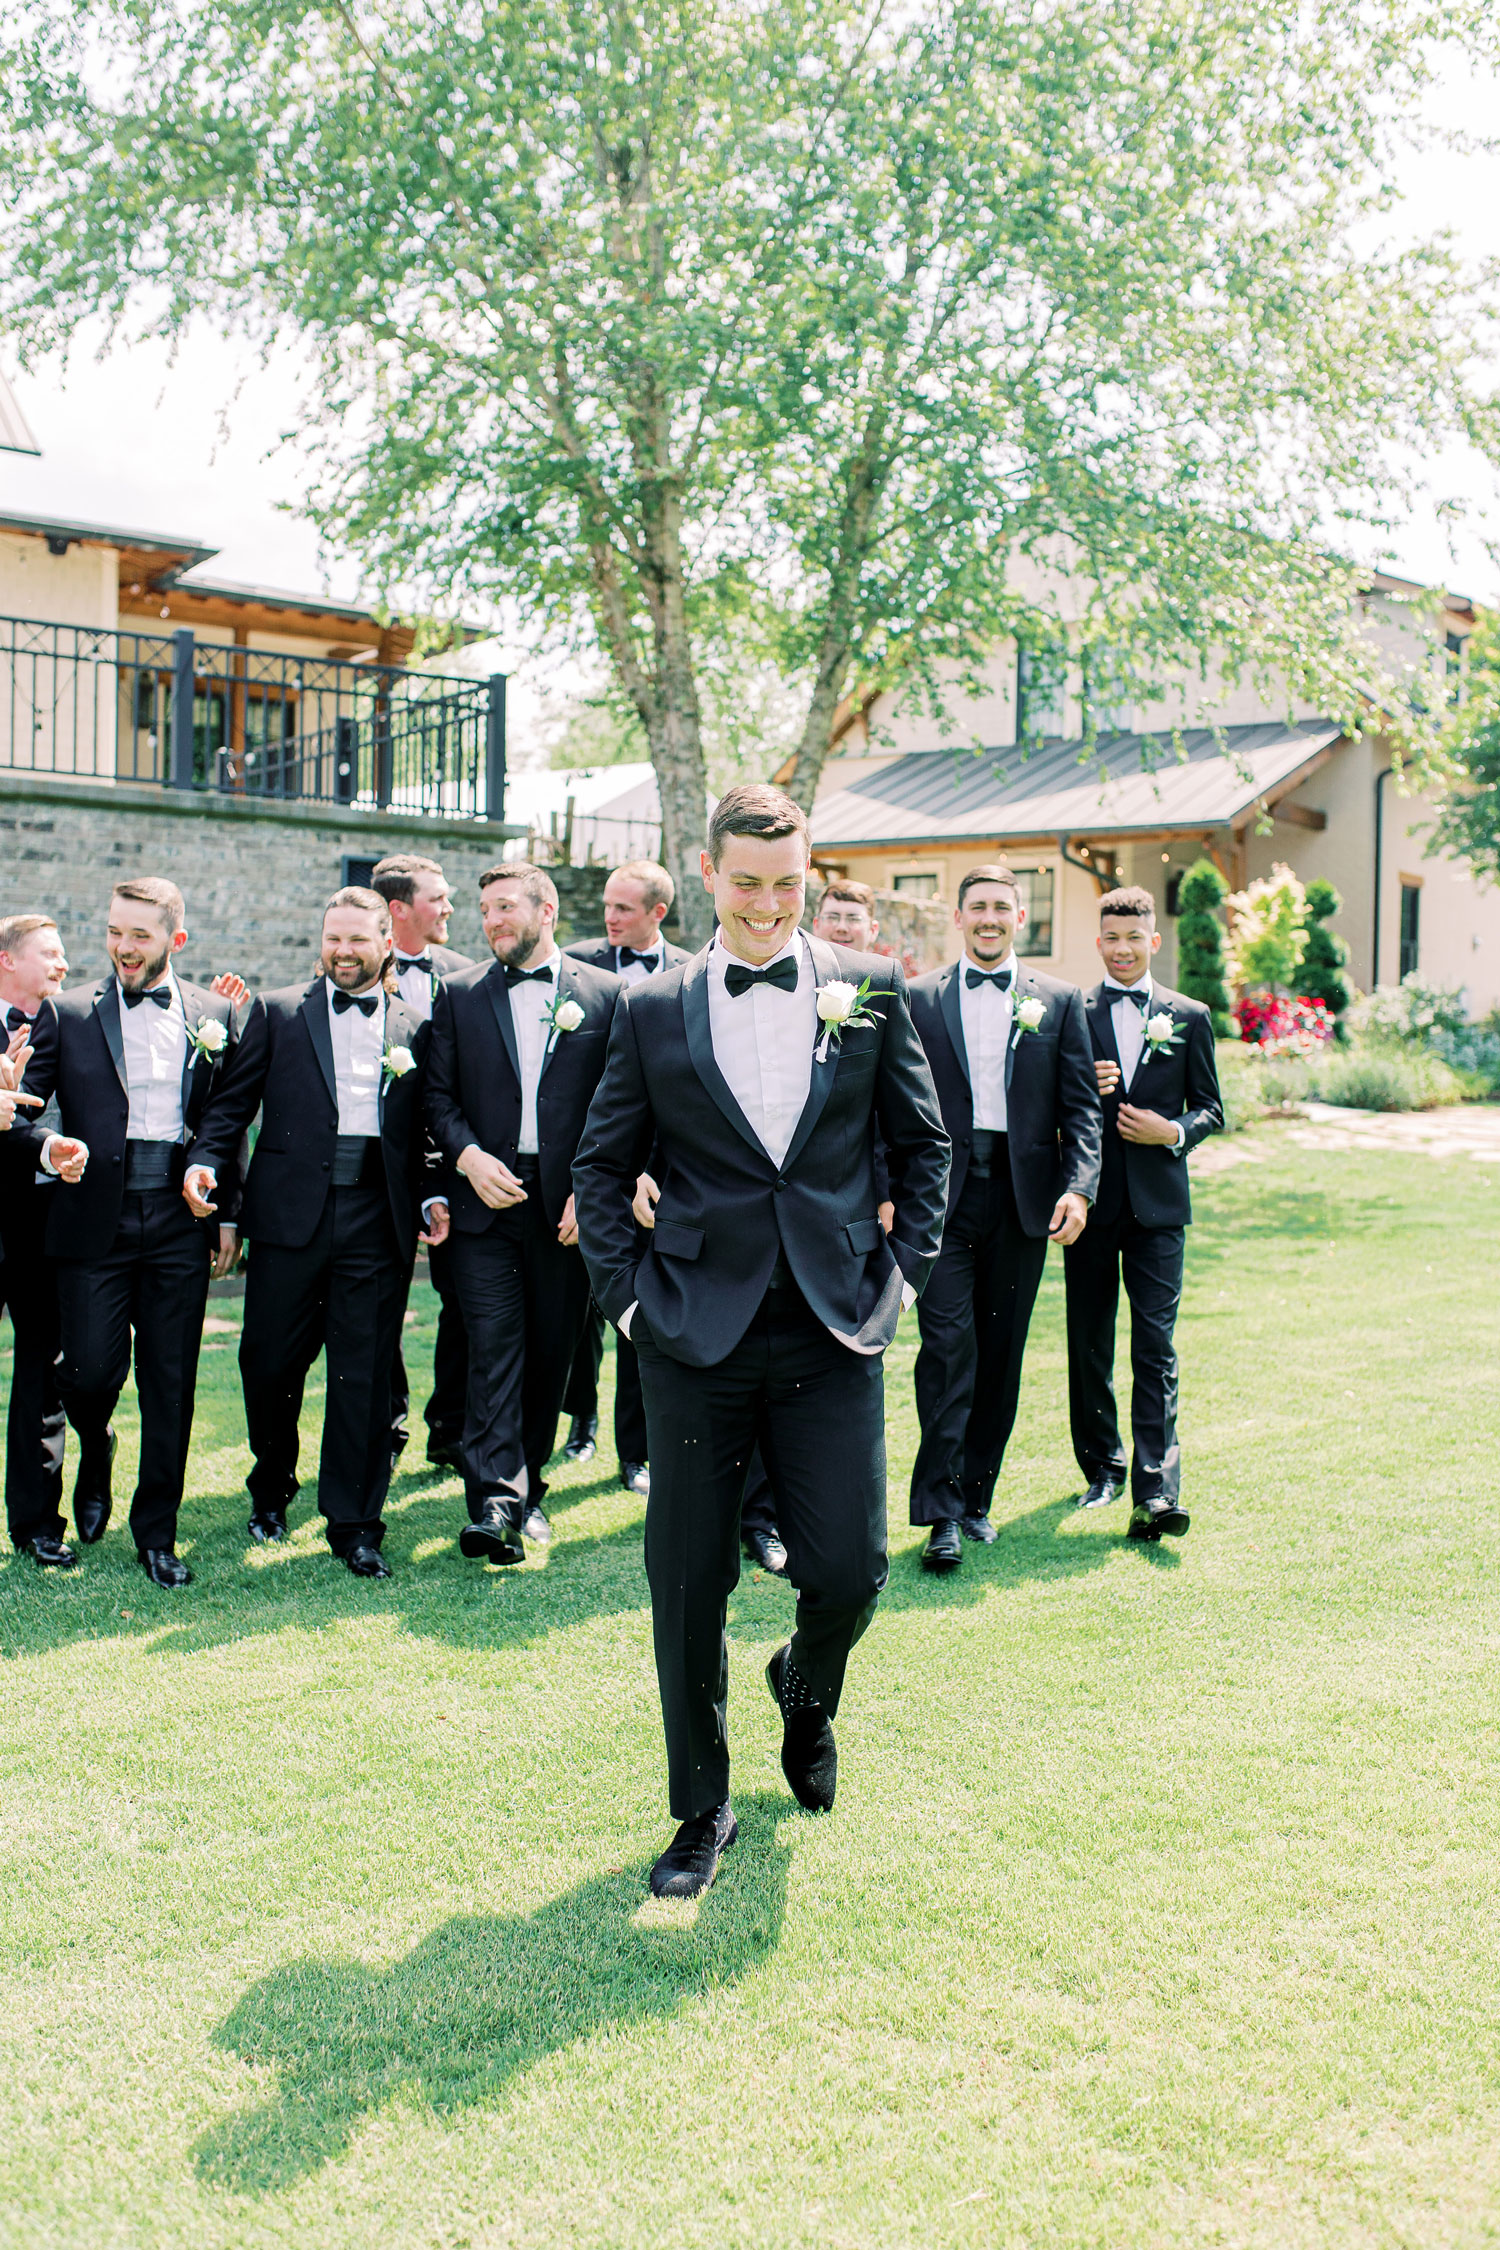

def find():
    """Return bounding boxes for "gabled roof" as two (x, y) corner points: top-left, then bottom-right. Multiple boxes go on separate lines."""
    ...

(812, 720), (1344, 849)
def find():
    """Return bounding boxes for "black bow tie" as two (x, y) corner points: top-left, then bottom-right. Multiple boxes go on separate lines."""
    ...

(122, 985), (173, 1010)
(1109, 984), (1151, 1009)
(965, 965), (1014, 991)
(331, 989), (379, 1016)
(5, 1005), (37, 1031)
(503, 964), (555, 987)
(397, 954), (433, 977)
(724, 956), (799, 999)
(618, 946), (659, 970)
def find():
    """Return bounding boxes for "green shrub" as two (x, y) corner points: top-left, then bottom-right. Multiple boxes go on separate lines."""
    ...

(1227, 862), (1308, 992)
(1176, 859), (1233, 1035)
(1312, 1049), (1465, 1111)
(1300, 878), (1354, 1035)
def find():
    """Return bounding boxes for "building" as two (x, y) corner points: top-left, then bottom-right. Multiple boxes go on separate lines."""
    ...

(808, 574), (1496, 1003)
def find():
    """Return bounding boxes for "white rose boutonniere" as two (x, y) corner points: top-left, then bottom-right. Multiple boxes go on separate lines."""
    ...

(188, 1016), (228, 1061)
(382, 1043), (416, 1084)
(1011, 994), (1047, 1048)
(542, 991), (587, 1052)
(1142, 1010), (1182, 1057)
(814, 974), (883, 1063)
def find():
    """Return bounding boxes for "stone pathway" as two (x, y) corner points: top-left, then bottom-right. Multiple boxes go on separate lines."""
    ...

(1191, 1100), (1500, 1172)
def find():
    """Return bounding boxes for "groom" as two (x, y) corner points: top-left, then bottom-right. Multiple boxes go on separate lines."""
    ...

(573, 784), (949, 1901)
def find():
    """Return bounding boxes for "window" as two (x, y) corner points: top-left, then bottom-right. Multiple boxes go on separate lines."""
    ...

(892, 872), (940, 899)
(1016, 645), (1065, 742)
(342, 855), (378, 890)
(1399, 880), (1421, 980)
(1012, 866), (1055, 956)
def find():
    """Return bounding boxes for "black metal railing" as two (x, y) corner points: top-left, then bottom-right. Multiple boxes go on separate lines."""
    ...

(0, 615), (508, 821)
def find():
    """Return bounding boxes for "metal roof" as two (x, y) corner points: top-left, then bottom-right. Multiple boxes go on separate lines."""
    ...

(812, 719), (1343, 848)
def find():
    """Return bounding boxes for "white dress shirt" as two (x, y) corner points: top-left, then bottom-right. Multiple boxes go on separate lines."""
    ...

(393, 956), (436, 1021)
(121, 972), (189, 1141)
(613, 937), (665, 989)
(957, 953), (1016, 1132)
(1103, 973), (1185, 1151)
(706, 931), (814, 1167)
(327, 982), (386, 1135)
(508, 947), (561, 1155)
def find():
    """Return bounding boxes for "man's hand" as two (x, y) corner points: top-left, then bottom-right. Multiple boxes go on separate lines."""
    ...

(211, 1226), (239, 1281)
(421, 1199), (451, 1247)
(1047, 1190), (1089, 1246)
(210, 971), (250, 1010)
(2, 1027), (33, 1084)
(557, 1192), (580, 1247)
(457, 1145), (527, 1209)
(1095, 1058), (1121, 1097)
(1117, 1104), (1180, 1147)
(878, 1199), (895, 1235)
(182, 1163), (218, 1218)
(632, 1171), (661, 1230)
(44, 1135), (89, 1184)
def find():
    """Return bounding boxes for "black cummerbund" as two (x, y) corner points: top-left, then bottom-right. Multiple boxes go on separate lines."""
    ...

(968, 1128), (1007, 1178)
(331, 1135), (383, 1188)
(123, 1140), (178, 1191)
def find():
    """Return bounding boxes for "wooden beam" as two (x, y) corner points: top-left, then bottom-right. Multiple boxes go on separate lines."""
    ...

(1273, 800), (1327, 832)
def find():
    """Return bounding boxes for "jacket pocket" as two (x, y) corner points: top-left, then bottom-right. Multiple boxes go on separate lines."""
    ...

(845, 1217), (883, 1255)
(653, 1218), (705, 1261)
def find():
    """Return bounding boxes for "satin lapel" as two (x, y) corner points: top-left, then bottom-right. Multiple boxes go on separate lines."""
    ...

(681, 948), (768, 1161)
(537, 954), (576, 1084)
(178, 978), (210, 1115)
(94, 980), (127, 1094)
(483, 961), (523, 1090)
(1127, 988), (1171, 1086)
(1004, 965), (1038, 1092)
(937, 961), (970, 1089)
(780, 935), (842, 1175)
(1088, 983), (1123, 1073)
(299, 979), (339, 1113)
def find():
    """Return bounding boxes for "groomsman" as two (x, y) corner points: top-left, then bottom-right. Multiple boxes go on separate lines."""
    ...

(0, 915), (70, 1564)
(574, 784), (949, 1900)
(907, 865), (1100, 1572)
(371, 852), (473, 1473)
(560, 860), (690, 1489)
(15, 879), (241, 1586)
(426, 863), (620, 1563)
(186, 888), (444, 1576)
(1065, 886), (1222, 1540)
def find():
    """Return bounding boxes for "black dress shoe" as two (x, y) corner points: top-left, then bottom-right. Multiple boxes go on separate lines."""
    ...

(521, 1504), (551, 1545)
(921, 1520), (963, 1572)
(459, 1498), (525, 1566)
(23, 1533), (78, 1570)
(765, 1644), (837, 1812)
(1078, 1476), (1125, 1510)
(620, 1460), (650, 1497)
(344, 1544), (392, 1578)
(73, 1428), (117, 1544)
(247, 1511), (288, 1544)
(743, 1527), (789, 1577)
(139, 1548), (192, 1588)
(649, 1801), (738, 1899)
(425, 1439), (464, 1472)
(959, 1512), (997, 1544)
(562, 1416), (598, 1463)
(390, 1428), (409, 1462)
(1128, 1498), (1191, 1542)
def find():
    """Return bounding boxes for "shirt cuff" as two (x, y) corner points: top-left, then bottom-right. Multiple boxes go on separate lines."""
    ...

(618, 1301), (637, 1339)
(1170, 1121), (1187, 1156)
(40, 1134), (59, 1175)
(420, 1196), (447, 1220)
(900, 1279), (917, 1312)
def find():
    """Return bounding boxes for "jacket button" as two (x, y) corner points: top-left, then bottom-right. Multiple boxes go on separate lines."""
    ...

(111, 1154), (120, 1165)
(321, 1161), (330, 1171)
(961, 1135), (971, 1147)
(774, 1178), (785, 1191)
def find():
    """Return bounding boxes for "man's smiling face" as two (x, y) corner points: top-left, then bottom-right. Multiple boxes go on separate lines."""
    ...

(701, 831), (809, 966)
(956, 880), (1024, 966)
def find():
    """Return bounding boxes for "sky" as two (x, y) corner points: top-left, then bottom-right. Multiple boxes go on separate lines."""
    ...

(2, 50), (1497, 766)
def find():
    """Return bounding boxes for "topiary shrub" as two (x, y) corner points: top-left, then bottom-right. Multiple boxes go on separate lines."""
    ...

(1175, 858), (1233, 1035)
(1312, 1049), (1465, 1111)
(1299, 878), (1355, 1038)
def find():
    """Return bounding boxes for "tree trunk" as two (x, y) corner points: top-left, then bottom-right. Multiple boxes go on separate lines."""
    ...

(785, 630), (854, 813)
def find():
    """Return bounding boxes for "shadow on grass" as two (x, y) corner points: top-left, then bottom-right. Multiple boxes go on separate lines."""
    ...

(873, 1494), (1179, 1611)
(193, 1791), (793, 2196)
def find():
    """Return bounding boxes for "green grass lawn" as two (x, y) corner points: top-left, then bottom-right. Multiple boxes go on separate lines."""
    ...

(3, 1131), (1499, 2249)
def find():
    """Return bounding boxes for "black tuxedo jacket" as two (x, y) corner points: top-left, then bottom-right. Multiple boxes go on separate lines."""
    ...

(572, 939), (950, 1369)
(0, 1002), (58, 1258)
(14, 977), (241, 1260)
(565, 935), (692, 978)
(1084, 980), (1222, 1228)
(907, 959), (1101, 1236)
(188, 979), (431, 1261)
(425, 953), (622, 1230)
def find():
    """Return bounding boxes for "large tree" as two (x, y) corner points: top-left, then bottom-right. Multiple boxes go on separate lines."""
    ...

(3, 0), (1495, 938)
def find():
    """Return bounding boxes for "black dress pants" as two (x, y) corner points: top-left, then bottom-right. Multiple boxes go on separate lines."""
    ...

(908, 1154), (1048, 1524)
(240, 1186), (410, 1554)
(634, 1286), (888, 1820)
(389, 1237), (470, 1454)
(1065, 1207), (1184, 1505)
(53, 1189), (211, 1553)
(0, 1194), (67, 1547)
(740, 1444), (780, 1541)
(563, 1293), (649, 1463)
(448, 1193), (593, 1513)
